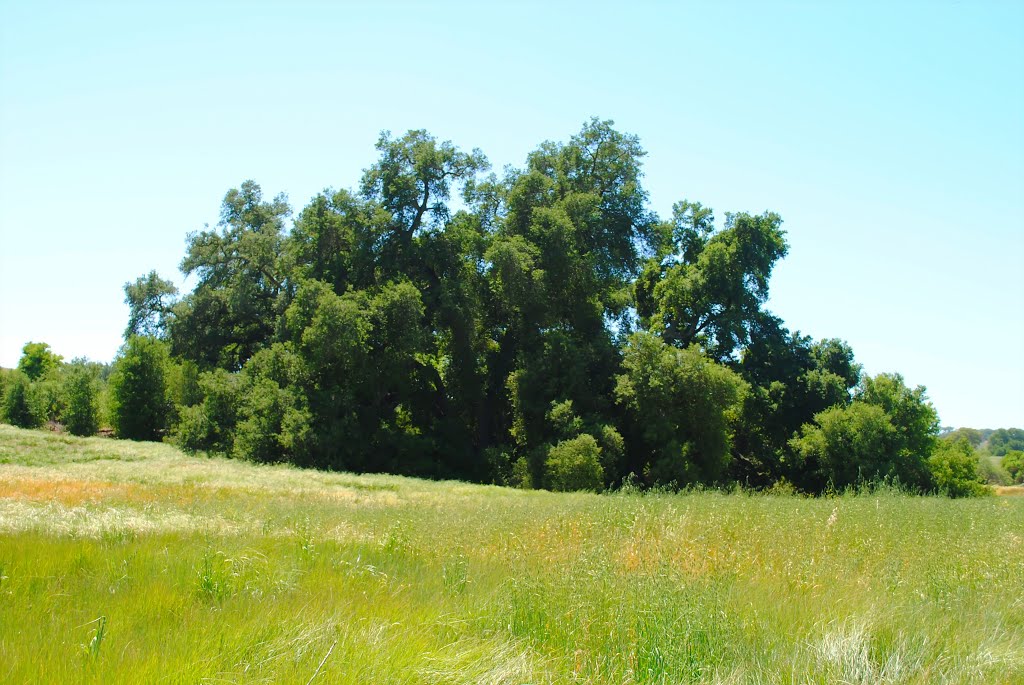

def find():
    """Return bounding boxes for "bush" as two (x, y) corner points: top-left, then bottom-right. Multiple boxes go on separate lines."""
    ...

(2, 371), (43, 428)
(928, 438), (988, 497)
(172, 369), (240, 455)
(790, 402), (900, 491)
(546, 434), (604, 492)
(1002, 450), (1024, 484)
(174, 403), (213, 453)
(616, 333), (747, 486)
(233, 378), (312, 464)
(61, 365), (100, 436)
(31, 374), (65, 424)
(232, 346), (312, 463)
(511, 456), (533, 489)
(108, 336), (171, 441)
(596, 424), (625, 484)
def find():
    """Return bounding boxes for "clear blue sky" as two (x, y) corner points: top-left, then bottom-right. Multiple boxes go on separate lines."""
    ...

(1, 0), (1021, 428)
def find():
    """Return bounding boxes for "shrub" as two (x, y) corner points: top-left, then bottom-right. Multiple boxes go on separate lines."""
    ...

(1002, 450), (1024, 484)
(61, 365), (100, 436)
(171, 369), (240, 455)
(166, 359), (202, 424)
(233, 378), (313, 463)
(790, 402), (899, 491)
(596, 424), (625, 484)
(31, 374), (65, 424)
(928, 438), (988, 497)
(546, 434), (604, 492)
(108, 336), (171, 441)
(511, 456), (533, 489)
(174, 404), (213, 453)
(233, 346), (312, 463)
(616, 332), (747, 486)
(483, 446), (515, 486)
(791, 380), (941, 494)
(2, 371), (43, 428)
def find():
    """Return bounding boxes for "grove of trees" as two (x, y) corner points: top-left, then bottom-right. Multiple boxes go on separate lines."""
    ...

(1, 120), (1010, 496)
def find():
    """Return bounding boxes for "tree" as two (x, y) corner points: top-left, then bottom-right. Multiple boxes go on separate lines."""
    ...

(790, 403), (900, 491)
(17, 341), (62, 381)
(278, 281), (373, 470)
(928, 437), (987, 497)
(512, 117), (657, 316)
(124, 271), (178, 338)
(487, 119), (656, 484)
(942, 427), (984, 448)
(636, 206), (788, 361)
(232, 343), (313, 464)
(857, 373), (938, 481)
(286, 190), (360, 292)
(116, 120), (958, 495)
(31, 372), (65, 424)
(2, 370), (42, 428)
(61, 363), (100, 436)
(108, 336), (171, 441)
(616, 331), (747, 486)
(546, 434), (604, 492)
(360, 129), (488, 283)
(790, 374), (939, 492)
(987, 428), (1024, 456)
(1002, 450), (1024, 484)
(362, 130), (489, 239)
(171, 181), (291, 369)
(730, 316), (860, 487)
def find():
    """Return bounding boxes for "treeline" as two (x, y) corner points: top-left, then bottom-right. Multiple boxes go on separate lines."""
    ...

(0, 343), (109, 436)
(944, 427), (1024, 455)
(943, 427), (1024, 486)
(0, 120), (1005, 495)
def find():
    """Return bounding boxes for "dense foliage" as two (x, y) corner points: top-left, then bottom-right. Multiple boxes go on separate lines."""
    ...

(1002, 450), (1024, 484)
(928, 437), (988, 497)
(16, 341), (62, 381)
(108, 336), (171, 441)
(2, 121), (1015, 495)
(987, 428), (1024, 456)
(61, 362), (101, 436)
(2, 370), (40, 428)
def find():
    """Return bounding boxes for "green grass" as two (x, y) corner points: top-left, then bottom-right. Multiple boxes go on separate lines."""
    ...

(1, 424), (1022, 684)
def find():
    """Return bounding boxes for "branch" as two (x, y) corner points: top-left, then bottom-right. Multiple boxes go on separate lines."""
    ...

(410, 181), (430, 235)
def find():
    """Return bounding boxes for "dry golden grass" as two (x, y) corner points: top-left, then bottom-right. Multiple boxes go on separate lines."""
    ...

(994, 485), (1024, 496)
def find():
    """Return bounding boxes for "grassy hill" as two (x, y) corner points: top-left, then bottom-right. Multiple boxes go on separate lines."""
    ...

(1, 424), (1022, 683)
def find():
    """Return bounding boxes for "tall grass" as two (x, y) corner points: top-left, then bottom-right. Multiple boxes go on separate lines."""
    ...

(1, 424), (1022, 683)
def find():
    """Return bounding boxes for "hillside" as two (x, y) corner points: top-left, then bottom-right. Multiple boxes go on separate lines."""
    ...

(1, 425), (1022, 683)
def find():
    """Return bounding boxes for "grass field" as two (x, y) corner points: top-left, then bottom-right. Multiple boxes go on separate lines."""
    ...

(0, 424), (1022, 684)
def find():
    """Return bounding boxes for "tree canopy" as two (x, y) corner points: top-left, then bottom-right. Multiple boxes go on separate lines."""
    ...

(79, 119), (964, 493)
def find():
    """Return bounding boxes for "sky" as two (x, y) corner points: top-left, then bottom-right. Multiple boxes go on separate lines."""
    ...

(1, 0), (1021, 429)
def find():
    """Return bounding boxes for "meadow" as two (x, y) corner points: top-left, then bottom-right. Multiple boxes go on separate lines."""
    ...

(0, 424), (1021, 684)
